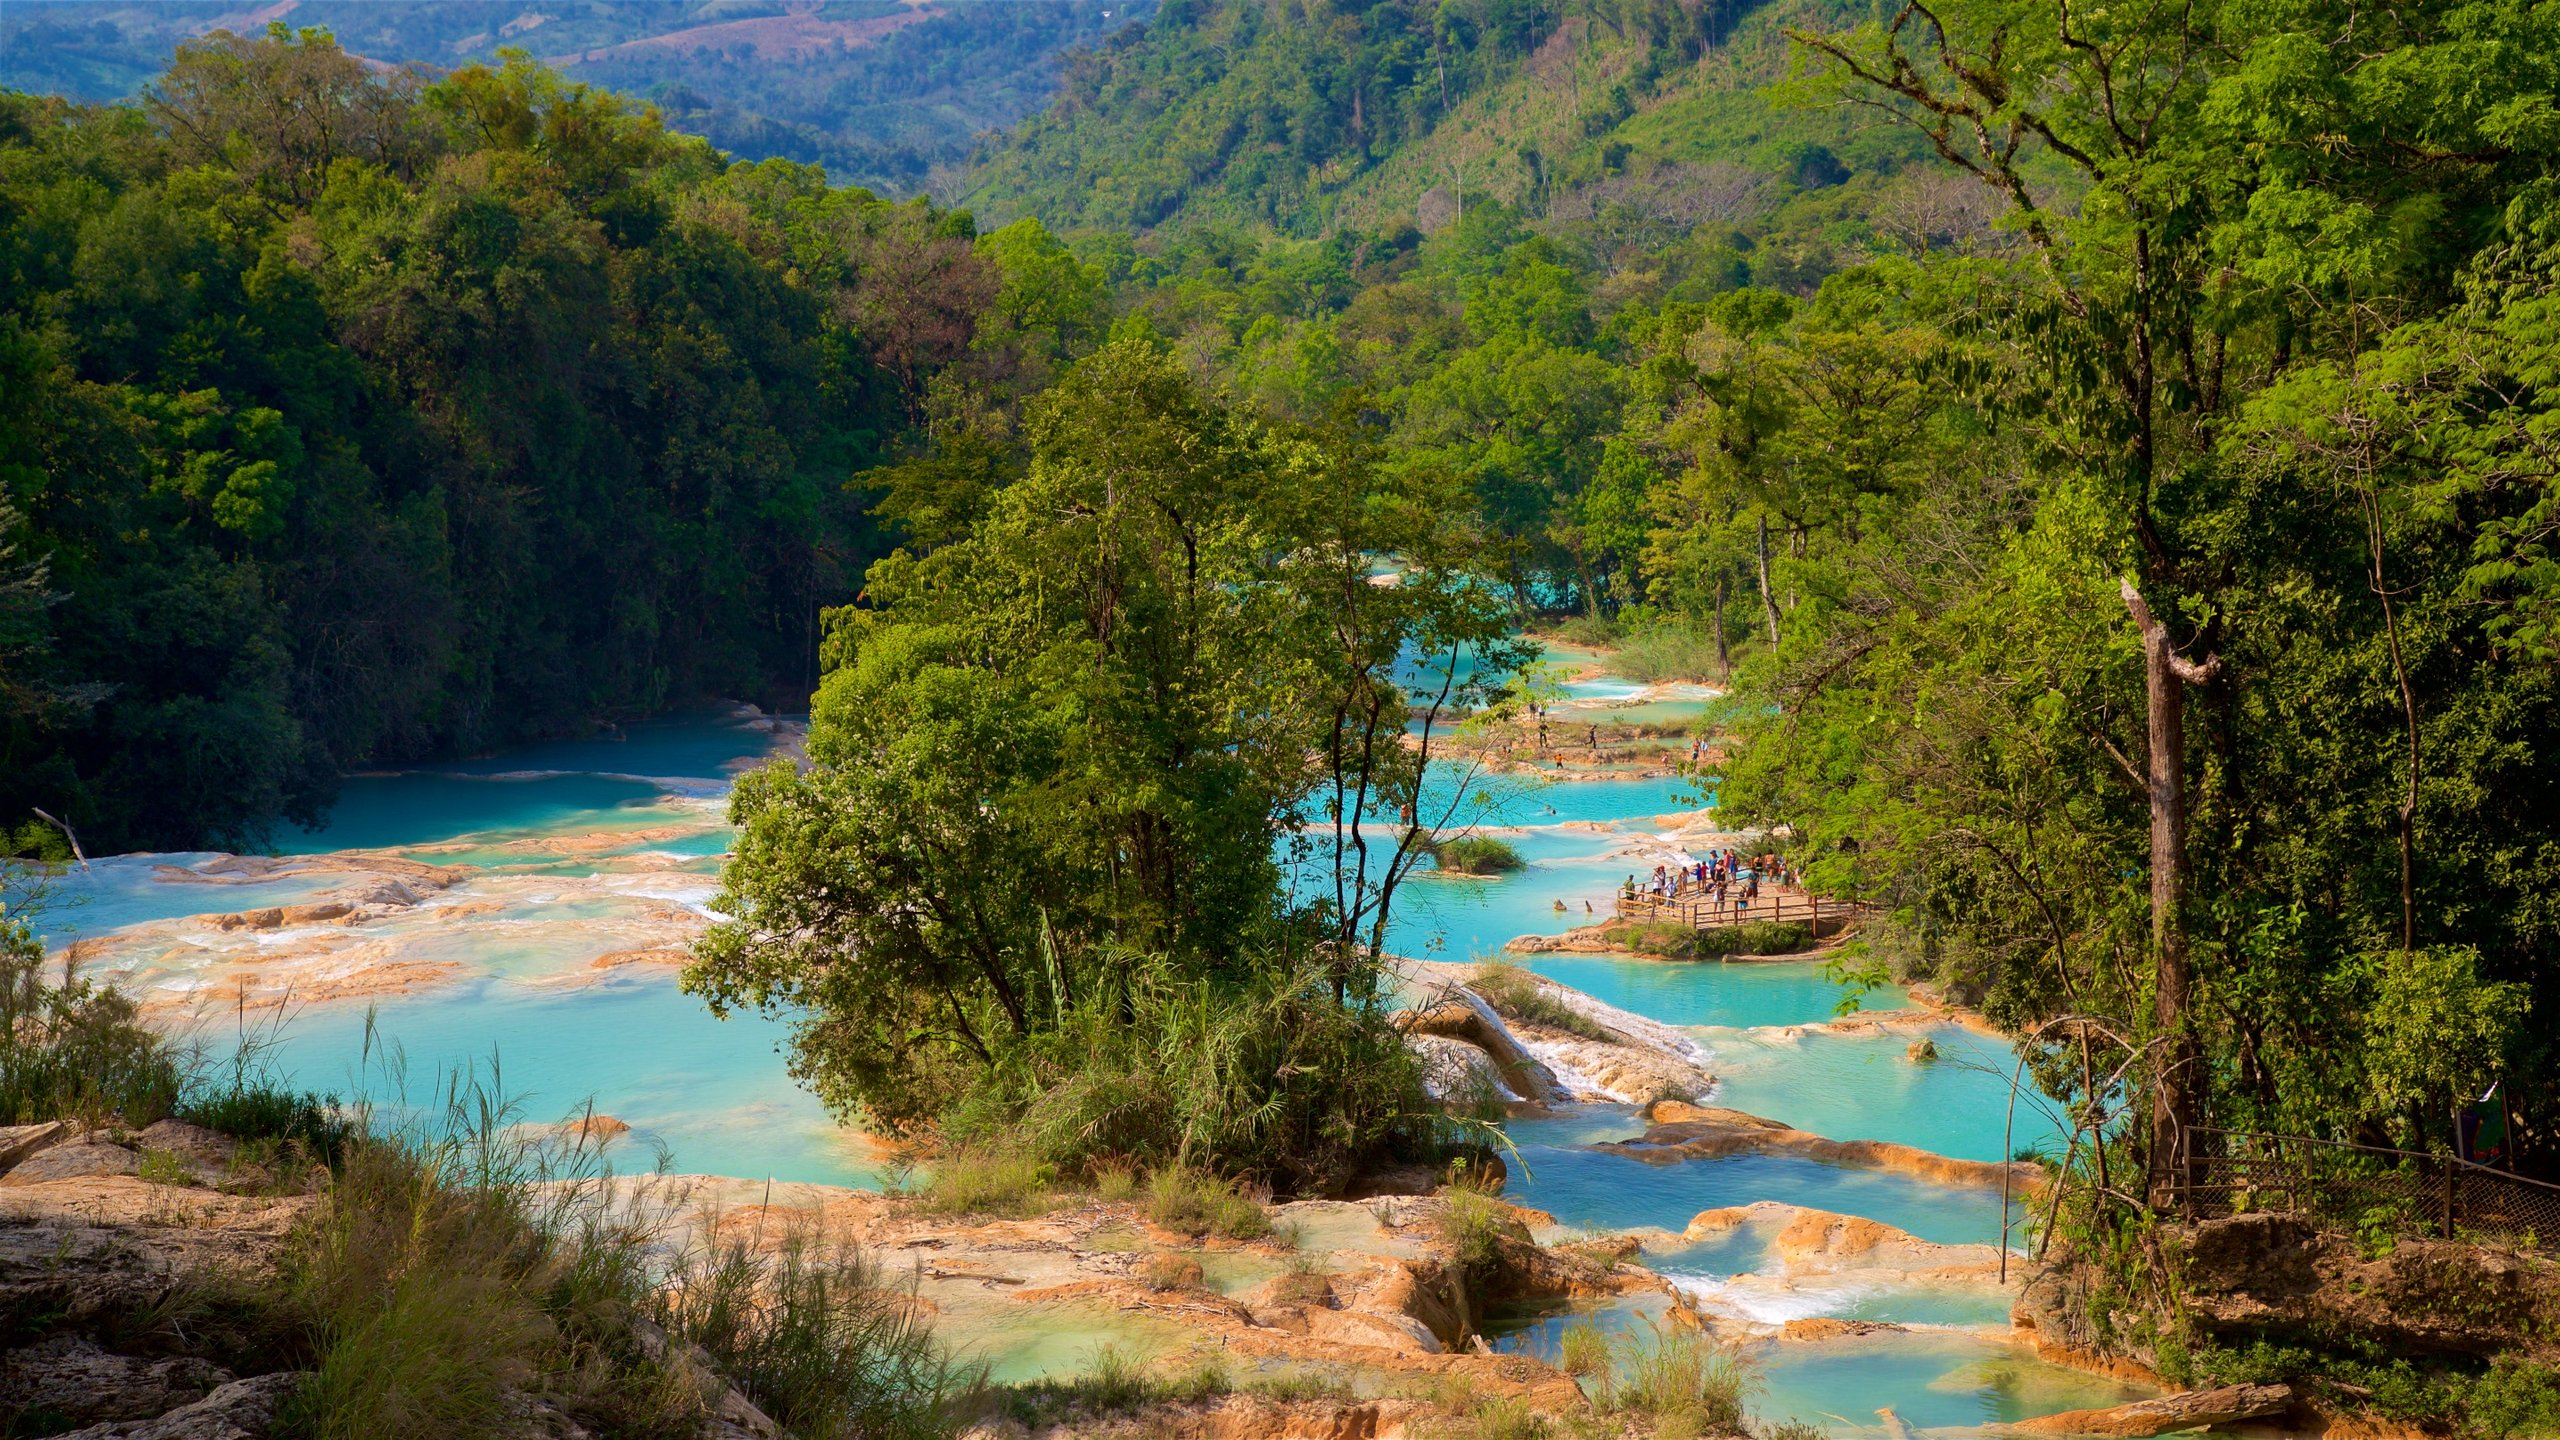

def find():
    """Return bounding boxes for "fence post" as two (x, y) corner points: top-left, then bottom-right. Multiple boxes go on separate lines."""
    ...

(2443, 1156), (2457, 1240)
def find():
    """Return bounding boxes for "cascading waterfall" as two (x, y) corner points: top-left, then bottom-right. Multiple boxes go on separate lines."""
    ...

(21, 672), (2143, 1434)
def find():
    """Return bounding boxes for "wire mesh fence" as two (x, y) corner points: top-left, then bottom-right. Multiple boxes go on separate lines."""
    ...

(2175, 1126), (2560, 1249)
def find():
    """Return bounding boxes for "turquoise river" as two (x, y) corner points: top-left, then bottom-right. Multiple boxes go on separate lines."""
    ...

(21, 661), (2142, 1435)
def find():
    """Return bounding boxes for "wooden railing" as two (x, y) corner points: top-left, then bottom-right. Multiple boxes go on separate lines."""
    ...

(1612, 889), (1874, 934)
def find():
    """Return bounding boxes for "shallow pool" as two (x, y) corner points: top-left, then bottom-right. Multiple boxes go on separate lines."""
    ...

(1501, 1113), (2019, 1249)
(1705, 1022), (2070, 1164)
(33, 682), (2138, 1434)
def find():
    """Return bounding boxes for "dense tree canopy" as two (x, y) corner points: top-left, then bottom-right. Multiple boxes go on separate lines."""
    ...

(0, 28), (1090, 851)
(685, 335), (1526, 1156)
(953, 0), (2560, 1186)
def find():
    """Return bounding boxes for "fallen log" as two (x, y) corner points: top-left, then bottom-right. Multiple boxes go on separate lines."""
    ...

(2007, 1382), (2294, 1437)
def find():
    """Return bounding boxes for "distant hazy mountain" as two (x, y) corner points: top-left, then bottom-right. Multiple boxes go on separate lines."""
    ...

(0, 0), (1148, 197)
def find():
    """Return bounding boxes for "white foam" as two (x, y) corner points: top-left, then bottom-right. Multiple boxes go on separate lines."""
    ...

(1668, 1270), (1891, 1326)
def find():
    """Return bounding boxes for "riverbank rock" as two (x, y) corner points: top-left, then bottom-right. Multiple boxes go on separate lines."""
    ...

(49, 1371), (305, 1440)
(1610, 1107), (2043, 1191)
(2169, 1212), (2560, 1360)
(1781, 1318), (1906, 1341)
(1527, 1037), (1715, 1107)
(1, 1139), (140, 1186)
(1407, 962), (1718, 1107)
(1682, 1201), (2007, 1288)
(0, 1335), (235, 1429)
(0, 1121), (65, 1171)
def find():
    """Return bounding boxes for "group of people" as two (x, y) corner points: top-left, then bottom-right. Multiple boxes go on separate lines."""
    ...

(1622, 849), (1801, 912)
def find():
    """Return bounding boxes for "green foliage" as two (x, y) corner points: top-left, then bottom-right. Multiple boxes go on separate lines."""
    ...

(914, 1146), (1060, 1219)
(0, 907), (181, 1128)
(135, 1147), (191, 1187)
(2353, 947), (2530, 1126)
(2470, 1358), (2560, 1440)
(1695, 923), (1813, 958)
(1447, 1394), (1550, 1440)
(689, 332), (1518, 1188)
(178, 1082), (355, 1168)
(280, 1071), (959, 1440)
(1677, 0), (2560, 1188)
(1579, 1316), (1759, 1438)
(941, 958), (1455, 1196)
(0, 2), (1138, 199)
(1467, 961), (1617, 1041)
(1143, 1166), (1271, 1240)
(1243, 1368), (1356, 1404)
(1556, 1319), (1610, 1378)
(2196, 1340), (2560, 1437)
(0, 30), (1061, 851)
(1616, 920), (1811, 959)
(1603, 625), (1726, 683)
(1431, 1177), (1524, 1280)
(1434, 835), (1526, 875)
(651, 1228), (959, 1440)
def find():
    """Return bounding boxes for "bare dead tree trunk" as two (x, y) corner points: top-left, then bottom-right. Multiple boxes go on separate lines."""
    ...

(2122, 578), (2222, 1210)
(1713, 574), (1731, 681)
(2358, 486), (2421, 951)
(1755, 514), (1781, 647)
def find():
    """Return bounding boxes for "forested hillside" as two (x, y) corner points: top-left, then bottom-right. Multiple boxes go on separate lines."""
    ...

(1, 0), (1139, 196)
(966, 0), (1952, 238)
(948, 0), (2560, 1196)
(0, 30), (1097, 852)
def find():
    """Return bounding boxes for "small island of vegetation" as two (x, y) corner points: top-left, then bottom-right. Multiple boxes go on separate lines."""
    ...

(1431, 835), (1527, 876)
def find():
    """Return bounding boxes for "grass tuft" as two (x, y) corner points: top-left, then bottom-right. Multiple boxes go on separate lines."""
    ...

(1138, 1250), (1205, 1291)
(1581, 1316), (1758, 1438)
(1467, 962), (1618, 1041)
(1618, 920), (1813, 959)
(1145, 1166), (1272, 1240)
(915, 1144), (1058, 1218)
(1433, 1176), (1524, 1283)
(0, 923), (179, 1129)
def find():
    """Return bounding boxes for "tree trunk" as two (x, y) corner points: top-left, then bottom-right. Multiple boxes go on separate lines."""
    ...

(2122, 579), (2222, 1210)
(1713, 574), (1731, 682)
(1755, 514), (1781, 647)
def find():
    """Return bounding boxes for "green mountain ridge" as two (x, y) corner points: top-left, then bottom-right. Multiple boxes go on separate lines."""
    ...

(963, 0), (1938, 247)
(2, 0), (1144, 195)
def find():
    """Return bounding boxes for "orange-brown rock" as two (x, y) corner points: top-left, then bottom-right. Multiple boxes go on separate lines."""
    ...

(1781, 1318), (1906, 1341)
(589, 946), (692, 971)
(0, 1122), (64, 1172)
(1609, 1107), (2043, 1190)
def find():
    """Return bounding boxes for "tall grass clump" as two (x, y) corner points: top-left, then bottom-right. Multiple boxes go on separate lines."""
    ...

(913, 1144), (1058, 1218)
(0, 914), (180, 1128)
(1581, 1316), (1759, 1438)
(1466, 962), (1617, 1042)
(1432, 1164), (1527, 1320)
(1432, 835), (1524, 875)
(653, 1227), (959, 1440)
(1608, 626), (1725, 683)
(1549, 614), (1623, 648)
(280, 1062), (961, 1440)
(1143, 1165), (1270, 1240)
(944, 954), (1464, 1198)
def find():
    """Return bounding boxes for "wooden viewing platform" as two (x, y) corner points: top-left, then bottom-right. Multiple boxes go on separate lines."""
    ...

(1614, 889), (1872, 936)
